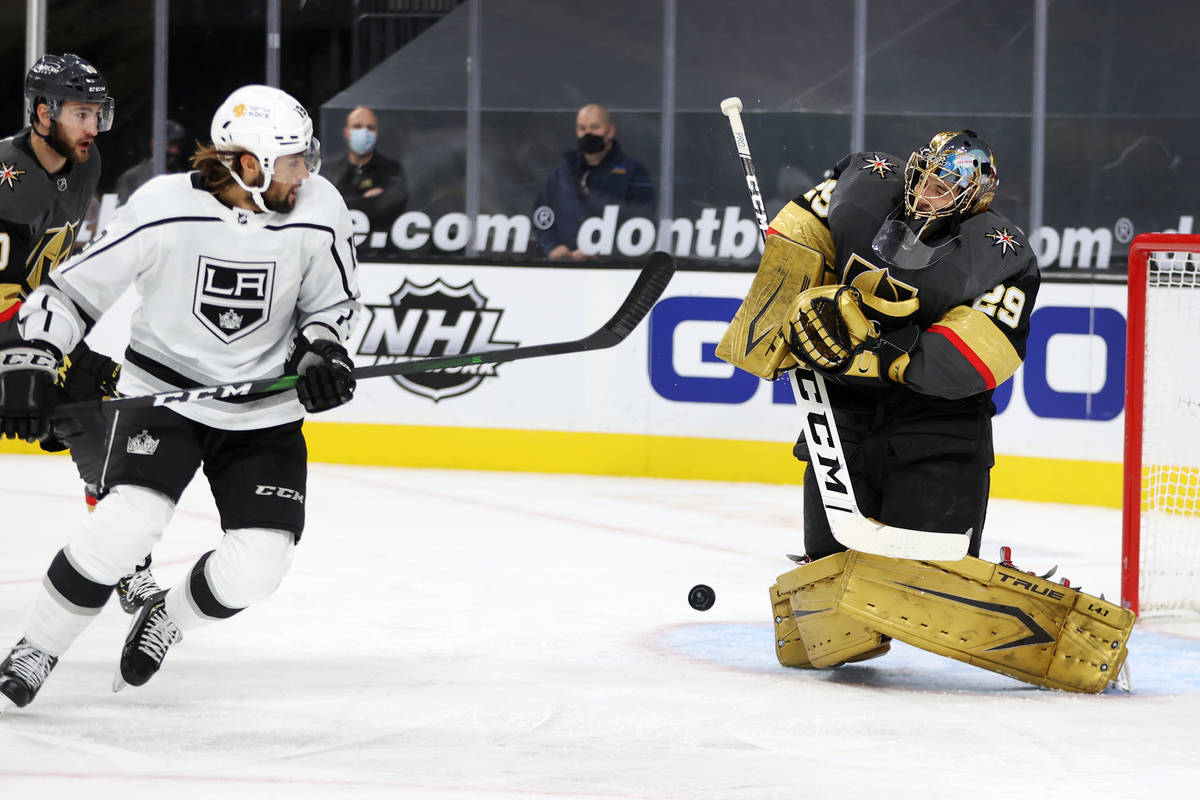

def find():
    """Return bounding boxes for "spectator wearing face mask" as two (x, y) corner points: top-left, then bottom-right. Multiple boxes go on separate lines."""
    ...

(324, 105), (408, 228)
(532, 103), (655, 261)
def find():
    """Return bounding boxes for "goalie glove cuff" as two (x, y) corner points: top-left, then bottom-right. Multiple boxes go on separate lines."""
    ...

(830, 324), (920, 387)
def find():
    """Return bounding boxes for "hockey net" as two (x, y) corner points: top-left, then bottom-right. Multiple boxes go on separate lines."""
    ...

(1123, 233), (1200, 615)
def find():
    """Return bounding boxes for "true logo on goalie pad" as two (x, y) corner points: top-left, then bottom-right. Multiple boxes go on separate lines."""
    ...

(193, 257), (275, 344)
(357, 279), (519, 401)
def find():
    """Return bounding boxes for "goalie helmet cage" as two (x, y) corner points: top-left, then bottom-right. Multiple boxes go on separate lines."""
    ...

(1123, 232), (1200, 616)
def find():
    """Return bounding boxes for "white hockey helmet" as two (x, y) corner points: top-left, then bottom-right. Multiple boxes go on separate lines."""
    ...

(210, 84), (321, 209)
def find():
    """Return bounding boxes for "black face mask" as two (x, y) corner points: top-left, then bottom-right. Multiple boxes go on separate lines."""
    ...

(578, 133), (607, 154)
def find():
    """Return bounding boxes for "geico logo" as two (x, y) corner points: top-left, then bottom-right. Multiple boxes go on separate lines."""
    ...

(647, 296), (1128, 422)
(255, 485), (305, 503)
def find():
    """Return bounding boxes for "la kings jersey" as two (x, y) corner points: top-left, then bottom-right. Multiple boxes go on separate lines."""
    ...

(20, 171), (361, 430)
(773, 150), (1041, 412)
(0, 130), (101, 328)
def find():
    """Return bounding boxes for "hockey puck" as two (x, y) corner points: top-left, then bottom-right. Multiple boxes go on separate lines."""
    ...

(688, 584), (715, 611)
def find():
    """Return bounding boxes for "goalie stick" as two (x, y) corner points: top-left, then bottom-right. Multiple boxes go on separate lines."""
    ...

(719, 96), (969, 561)
(50, 251), (675, 419)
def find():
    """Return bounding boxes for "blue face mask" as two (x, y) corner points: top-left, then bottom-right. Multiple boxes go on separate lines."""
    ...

(348, 128), (377, 155)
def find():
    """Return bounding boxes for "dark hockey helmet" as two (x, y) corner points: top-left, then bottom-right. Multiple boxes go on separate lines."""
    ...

(25, 53), (114, 131)
(902, 130), (997, 220)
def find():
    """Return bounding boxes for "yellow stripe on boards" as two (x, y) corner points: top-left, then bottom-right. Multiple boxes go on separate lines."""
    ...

(1, 424), (1123, 509)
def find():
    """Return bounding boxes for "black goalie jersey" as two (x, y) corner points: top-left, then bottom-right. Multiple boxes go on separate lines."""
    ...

(0, 130), (100, 332)
(770, 150), (1041, 413)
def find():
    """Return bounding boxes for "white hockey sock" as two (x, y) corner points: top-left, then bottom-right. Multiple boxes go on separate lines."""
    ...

(23, 582), (96, 657)
(164, 528), (295, 632)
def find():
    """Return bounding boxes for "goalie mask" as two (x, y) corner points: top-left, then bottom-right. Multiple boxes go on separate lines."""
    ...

(903, 130), (997, 221)
(873, 130), (997, 271)
(210, 84), (321, 212)
(25, 53), (114, 132)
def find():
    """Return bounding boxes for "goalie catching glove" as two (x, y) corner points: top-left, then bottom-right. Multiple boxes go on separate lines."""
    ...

(0, 340), (61, 442)
(285, 329), (356, 413)
(786, 281), (920, 387)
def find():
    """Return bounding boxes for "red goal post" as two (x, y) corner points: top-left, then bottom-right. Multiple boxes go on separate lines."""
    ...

(1123, 233), (1200, 615)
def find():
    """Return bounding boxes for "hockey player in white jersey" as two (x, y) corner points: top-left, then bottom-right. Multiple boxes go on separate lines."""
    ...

(0, 84), (361, 710)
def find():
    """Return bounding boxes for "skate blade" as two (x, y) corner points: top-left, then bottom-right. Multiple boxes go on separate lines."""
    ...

(1111, 659), (1134, 693)
(112, 672), (129, 693)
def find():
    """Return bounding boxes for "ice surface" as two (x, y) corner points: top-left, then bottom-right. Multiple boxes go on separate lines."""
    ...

(1, 454), (1197, 799)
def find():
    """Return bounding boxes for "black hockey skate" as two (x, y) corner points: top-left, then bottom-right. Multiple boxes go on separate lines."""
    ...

(114, 591), (182, 692)
(116, 567), (163, 614)
(0, 637), (59, 710)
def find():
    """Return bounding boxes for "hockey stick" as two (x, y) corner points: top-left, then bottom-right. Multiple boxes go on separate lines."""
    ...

(720, 96), (968, 561)
(51, 251), (675, 419)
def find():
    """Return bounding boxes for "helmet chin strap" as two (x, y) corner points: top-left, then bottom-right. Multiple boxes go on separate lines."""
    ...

(31, 119), (73, 160)
(225, 160), (274, 212)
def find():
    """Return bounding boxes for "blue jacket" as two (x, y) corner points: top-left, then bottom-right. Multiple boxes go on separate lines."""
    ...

(532, 140), (655, 254)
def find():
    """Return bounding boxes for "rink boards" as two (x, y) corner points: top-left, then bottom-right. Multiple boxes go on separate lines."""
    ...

(2, 263), (1127, 507)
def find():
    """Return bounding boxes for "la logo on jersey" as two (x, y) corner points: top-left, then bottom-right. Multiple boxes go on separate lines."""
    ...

(356, 278), (519, 401)
(193, 256), (276, 343)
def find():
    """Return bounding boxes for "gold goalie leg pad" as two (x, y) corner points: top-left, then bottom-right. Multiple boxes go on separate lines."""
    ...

(715, 233), (832, 379)
(771, 553), (890, 669)
(831, 552), (1136, 693)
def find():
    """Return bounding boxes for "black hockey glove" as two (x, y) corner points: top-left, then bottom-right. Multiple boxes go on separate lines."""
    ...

(0, 340), (62, 442)
(61, 341), (122, 401)
(828, 324), (920, 387)
(36, 343), (121, 453)
(285, 333), (356, 413)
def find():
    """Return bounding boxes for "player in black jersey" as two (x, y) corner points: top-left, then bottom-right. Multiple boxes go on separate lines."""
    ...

(718, 131), (1073, 683)
(781, 132), (1040, 561)
(0, 54), (162, 611)
(724, 130), (1040, 562)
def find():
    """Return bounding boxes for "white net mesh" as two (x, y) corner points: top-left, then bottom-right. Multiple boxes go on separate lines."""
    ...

(1138, 248), (1200, 613)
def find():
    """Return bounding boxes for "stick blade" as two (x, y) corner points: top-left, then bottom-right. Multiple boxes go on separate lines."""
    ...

(601, 250), (675, 339)
(829, 511), (972, 561)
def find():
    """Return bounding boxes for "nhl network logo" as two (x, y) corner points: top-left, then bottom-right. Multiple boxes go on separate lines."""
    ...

(356, 279), (519, 401)
(126, 430), (160, 456)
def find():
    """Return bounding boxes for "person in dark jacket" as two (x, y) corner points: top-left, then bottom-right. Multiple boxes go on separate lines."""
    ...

(323, 105), (407, 229)
(532, 104), (654, 260)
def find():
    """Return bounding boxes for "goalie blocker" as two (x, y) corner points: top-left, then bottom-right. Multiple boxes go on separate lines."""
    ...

(770, 551), (1134, 693)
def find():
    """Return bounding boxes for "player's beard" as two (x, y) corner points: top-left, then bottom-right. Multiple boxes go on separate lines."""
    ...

(48, 123), (93, 164)
(262, 180), (299, 213)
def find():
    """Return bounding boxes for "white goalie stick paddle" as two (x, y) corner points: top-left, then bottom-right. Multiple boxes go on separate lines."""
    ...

(719, 96), (969, 561)
(51, 251), (676, 419)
